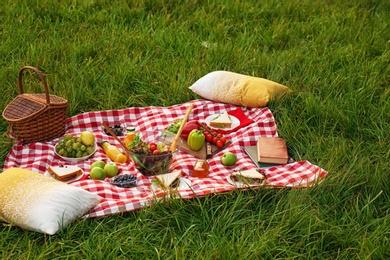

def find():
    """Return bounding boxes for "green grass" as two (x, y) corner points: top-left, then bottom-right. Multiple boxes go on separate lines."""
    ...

(1, 0), (389, 259)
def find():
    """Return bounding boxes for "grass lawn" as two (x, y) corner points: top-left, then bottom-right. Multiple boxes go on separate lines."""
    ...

(1, 0), (389, 259)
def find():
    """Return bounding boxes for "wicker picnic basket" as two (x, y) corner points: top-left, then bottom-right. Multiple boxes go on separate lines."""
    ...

(2, 66), (68, 144)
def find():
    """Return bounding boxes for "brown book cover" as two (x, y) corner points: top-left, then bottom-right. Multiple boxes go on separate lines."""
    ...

(257, 137), (288, 164)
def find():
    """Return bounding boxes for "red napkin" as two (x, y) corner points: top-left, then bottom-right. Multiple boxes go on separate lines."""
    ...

(217, 108), (254, 134)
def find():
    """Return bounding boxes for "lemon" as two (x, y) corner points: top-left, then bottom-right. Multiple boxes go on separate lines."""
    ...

(80, 131), (95, 146)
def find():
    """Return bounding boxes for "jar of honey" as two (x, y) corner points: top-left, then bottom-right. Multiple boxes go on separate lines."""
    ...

(191, 159), (210, 178)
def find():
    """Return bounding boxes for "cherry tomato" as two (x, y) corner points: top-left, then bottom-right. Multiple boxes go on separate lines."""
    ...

(149, 143), (157, 152)
(217, 133), (223, 138)
(212, 137), (218, 144)
(216, 140), (223, 148)
(206, 134), (213, 142)
(220, 136), (227, 144)
(203, 131), (209, 136)
(152, 149), (161, 155)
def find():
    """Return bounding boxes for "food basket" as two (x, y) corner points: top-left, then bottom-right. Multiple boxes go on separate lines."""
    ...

(2, 66), (68, 144)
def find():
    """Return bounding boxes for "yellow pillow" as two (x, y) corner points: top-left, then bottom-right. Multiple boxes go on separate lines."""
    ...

(0, 168), (102, 235)
(189, 71), (292, 107)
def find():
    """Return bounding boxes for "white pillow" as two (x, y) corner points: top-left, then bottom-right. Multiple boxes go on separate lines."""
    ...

(189, 70), (292, 108)
(0, 168), (102, 235)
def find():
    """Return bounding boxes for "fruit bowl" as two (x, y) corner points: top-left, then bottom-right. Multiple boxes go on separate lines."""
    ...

(54, 141), (97, 162)
(126, 131), (181, 176)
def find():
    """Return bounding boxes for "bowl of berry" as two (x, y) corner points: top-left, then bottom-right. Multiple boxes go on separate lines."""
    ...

(102, 124), (126, 136)
(126, 131), (181, 176)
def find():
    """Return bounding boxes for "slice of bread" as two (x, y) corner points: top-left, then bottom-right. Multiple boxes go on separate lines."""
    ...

(47, 166), (83, 182)
(155, 170), (182, 190)
(209, 111), (232, 128)
(231, 169), (266, 185)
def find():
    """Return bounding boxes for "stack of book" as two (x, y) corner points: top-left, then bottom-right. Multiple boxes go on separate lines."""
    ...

(245, 137), (289, 167)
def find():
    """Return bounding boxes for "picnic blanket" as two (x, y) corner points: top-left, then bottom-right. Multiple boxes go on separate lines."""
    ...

(3, 100), (328, 218)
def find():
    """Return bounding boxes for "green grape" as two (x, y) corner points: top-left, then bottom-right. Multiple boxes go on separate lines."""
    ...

(80, 145), (87, 151)
(66, 147), (73, 154)
(76, 151), (83, 158)
(71, 150), (77, 158)
(55, 145), (62, 152)
(64, 134), (74, 141)
(66, 140), (73, 147)
(72, 142), (79, 150)
(82, 151), (89, 157)
(58, 140), (66, 147)
(58, 148), (65, 156)
(63, 151), (68, 157)
(86, 146), (95, 155)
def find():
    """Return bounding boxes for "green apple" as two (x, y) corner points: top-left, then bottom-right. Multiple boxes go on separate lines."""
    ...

(91, 160), (105, 170)
(90, 167), (106, 180)
(104, 162), (119, 178)
(221, 152), (237, 166)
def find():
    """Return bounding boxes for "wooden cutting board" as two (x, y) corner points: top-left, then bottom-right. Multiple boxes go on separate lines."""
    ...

(164, 135), (231, 159)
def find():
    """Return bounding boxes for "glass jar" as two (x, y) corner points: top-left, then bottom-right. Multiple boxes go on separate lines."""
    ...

(191, 159), (209, 178)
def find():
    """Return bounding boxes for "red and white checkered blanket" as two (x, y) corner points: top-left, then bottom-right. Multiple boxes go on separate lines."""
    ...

(3, 100), (327, 218)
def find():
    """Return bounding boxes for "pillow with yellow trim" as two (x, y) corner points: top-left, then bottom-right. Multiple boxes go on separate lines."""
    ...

(0, 168), (102, 235)
(189, 71), (292, 108)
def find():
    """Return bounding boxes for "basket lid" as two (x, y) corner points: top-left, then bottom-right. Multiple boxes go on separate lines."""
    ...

(30, 93), (68, 106)
(2, 95), (47, 123)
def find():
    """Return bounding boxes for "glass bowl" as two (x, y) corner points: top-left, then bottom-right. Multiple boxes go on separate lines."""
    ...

(126, 131), (181, 176)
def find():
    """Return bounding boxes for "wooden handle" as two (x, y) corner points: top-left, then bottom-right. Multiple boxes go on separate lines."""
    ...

(170, 104), (194, 152)
(18, 66), (51, 105)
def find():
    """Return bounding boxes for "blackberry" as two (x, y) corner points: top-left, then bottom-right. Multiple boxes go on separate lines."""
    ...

(104, 125), (124, 136)
(110, 174), (137, 188)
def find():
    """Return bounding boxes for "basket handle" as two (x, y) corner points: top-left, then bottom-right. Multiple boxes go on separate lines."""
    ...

(18, 66), (51, 105)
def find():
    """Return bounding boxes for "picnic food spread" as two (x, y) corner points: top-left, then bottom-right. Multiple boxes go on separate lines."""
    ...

(1, 99), (328, 235)
(1, 68), (330, 235)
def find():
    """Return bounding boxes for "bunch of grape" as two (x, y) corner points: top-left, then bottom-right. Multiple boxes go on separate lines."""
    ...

(55, 134), (95, 158)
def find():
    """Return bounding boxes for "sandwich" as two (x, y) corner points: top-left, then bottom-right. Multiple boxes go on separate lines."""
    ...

(47, 165), (83, 182)
(154, 170), (182, 190)
(209, 111), (232, 128)
(230, 169), (266, 185)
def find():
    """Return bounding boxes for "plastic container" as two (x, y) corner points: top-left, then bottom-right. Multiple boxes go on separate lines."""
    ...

(100, 141), (127, 163)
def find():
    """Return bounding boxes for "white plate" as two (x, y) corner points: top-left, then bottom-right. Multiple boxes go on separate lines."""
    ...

(151, 177), (192, 192)
(44, 166), (85, 183)
(54, 142), (97, 162)
(226, 175), (264, 188)
(204, 114), (240, 130)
